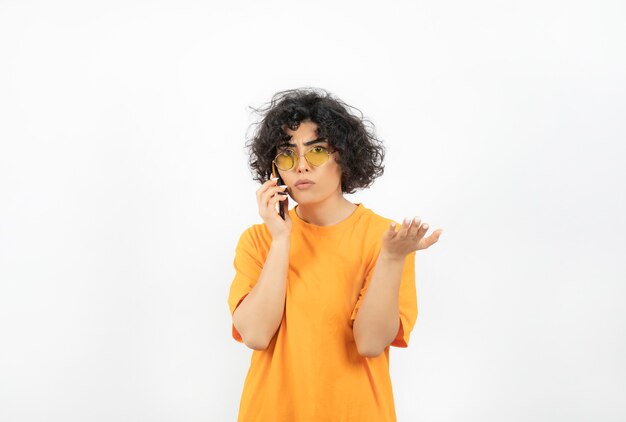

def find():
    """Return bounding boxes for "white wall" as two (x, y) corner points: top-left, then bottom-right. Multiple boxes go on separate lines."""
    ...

(0, 0), (624, 421)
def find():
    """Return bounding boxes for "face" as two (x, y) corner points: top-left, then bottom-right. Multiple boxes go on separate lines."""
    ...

(275, 120), (343, 205)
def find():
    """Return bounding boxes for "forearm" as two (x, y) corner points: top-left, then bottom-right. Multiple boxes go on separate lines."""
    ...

(353, 251), (405, 357)
(233, 237), (290, 350)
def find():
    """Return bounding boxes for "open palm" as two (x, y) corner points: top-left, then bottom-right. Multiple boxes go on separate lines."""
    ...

(381, 216), (443, 260)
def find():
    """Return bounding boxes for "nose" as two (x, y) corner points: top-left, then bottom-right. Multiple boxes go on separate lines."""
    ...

(295, 151), (312, 173)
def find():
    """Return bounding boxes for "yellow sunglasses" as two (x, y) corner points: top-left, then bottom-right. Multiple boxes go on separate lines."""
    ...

(273, 142), (336, 171)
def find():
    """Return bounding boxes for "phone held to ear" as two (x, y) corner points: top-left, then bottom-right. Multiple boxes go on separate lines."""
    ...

(272, 162), (287, 220)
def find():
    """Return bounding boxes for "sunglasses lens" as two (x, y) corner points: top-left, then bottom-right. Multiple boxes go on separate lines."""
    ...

(275, 153), (294, 171)
(305, 147), (329, 166)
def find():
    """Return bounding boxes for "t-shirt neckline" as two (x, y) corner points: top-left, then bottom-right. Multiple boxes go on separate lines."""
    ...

(290, 202), (366, 234)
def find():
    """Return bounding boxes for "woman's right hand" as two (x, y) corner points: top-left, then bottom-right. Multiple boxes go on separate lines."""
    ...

(257, 178), (292, 240)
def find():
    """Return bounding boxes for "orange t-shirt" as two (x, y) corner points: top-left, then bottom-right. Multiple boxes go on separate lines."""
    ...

(227, 203), (418, 422)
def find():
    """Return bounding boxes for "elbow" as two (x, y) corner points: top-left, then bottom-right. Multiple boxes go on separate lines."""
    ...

(354, 323), (383, 357)
(357, 346), (382, 358)
(234, 310), (269, 351)
(244, 337), (269, 351)
(238, 324), (269, 350)
(355, 327), (390, 357)
(356, 339), (383, 358)
(240, 326), (271, 351)
(235, 327), (269, 351)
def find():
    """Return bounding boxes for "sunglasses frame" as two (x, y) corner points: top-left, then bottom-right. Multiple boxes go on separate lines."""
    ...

(272, 144), (337, 172)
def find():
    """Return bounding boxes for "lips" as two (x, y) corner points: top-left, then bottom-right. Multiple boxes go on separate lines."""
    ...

(295, 179), (314, 186)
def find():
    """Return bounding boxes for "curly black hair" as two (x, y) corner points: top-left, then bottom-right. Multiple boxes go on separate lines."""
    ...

(244, 87), (385, 195)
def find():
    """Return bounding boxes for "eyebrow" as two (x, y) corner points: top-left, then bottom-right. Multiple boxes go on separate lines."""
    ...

(281, 137), (327, 148)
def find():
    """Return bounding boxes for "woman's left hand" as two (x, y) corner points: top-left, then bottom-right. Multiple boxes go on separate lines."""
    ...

(380, 216), (443, 260)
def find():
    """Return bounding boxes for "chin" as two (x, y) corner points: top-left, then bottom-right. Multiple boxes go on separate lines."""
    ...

(291, 193), (329, 206)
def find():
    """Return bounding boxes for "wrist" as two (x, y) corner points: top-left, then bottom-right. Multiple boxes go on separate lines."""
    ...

(272, 237), (291, 247)
(379, 249), (405, 263)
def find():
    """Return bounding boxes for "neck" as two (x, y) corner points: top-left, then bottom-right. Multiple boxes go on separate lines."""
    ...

(295, 194), (357, 227)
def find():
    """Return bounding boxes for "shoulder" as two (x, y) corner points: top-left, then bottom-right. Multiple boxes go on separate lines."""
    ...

(236, 222), (272, 250)
(357, 205), (399, 232)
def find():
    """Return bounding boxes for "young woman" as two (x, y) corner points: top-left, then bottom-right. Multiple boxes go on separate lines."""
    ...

(228, 88), (443, 421)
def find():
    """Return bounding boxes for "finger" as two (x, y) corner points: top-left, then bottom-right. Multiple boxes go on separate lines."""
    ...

(257, 177), (279, 199)
(396, 217), (411, 238)
(400, 216), (420, 238)
(261, 188), (278, 211)
(387, 222), (399, 238)
(407, 216), (422, 237)
(262, 185), (288, 205)
(283, 196), (291, 220)
(268, 193), (288, 215)
(267, 185), (288, 196)
(263, 195), (287, 217)
(271, 193), (288, 205)
(264, 177), (280, 189)
(414, 221), (428, 238)
(418, 229), (443, 249)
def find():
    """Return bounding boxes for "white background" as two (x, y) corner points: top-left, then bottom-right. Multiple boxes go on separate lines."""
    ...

(1, 0), (624, 421)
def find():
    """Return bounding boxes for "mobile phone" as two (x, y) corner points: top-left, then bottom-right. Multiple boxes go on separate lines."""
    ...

(271, 162), (287, 220)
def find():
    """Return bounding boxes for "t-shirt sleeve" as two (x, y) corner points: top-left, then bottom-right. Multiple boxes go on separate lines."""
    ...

(227, 228), (264, 343)
(350, 248), (418, 348)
